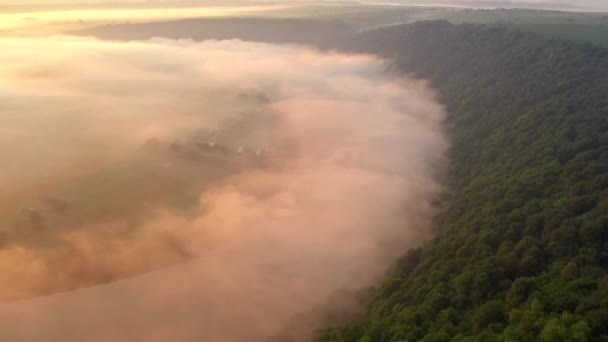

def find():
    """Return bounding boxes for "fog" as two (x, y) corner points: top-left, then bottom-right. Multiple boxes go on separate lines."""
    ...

(0, 36), (447, 341)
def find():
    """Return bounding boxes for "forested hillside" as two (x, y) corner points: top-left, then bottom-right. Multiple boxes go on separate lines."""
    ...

(320, 21), (608, 341)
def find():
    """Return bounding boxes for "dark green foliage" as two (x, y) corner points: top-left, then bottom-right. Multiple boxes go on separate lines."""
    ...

(474, 300), (506, 332)
(321, 21), (608, 341)
(561, 262), (580, 281)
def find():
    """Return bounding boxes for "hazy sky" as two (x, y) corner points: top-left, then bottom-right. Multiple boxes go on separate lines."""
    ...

(454, 0), (608, 11)
(0, 0), (606, 11)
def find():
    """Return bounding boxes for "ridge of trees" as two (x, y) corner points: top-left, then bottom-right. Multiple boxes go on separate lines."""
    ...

(319, 20), (608, 341)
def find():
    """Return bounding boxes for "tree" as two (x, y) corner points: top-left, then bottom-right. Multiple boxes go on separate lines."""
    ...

(561, 262), (579, 281)
(473, 300), (506, 333)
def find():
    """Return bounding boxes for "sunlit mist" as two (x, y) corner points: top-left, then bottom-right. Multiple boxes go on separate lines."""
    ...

(0, 35), (447, 341)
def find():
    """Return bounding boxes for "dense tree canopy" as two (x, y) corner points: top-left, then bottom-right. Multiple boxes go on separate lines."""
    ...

(319, 21), (608, 341)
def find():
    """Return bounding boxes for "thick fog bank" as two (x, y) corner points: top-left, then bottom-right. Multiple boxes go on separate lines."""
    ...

(0, 37), (447, 340)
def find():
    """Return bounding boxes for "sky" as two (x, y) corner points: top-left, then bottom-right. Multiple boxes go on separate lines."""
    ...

(0, 0), (606, 11)
(452, 0), (608, 11)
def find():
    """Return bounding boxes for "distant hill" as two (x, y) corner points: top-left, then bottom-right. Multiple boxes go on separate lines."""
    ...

(431, 8), (608, 47)
(319, 20), (608, 341)
(72, 9), (608, 49)
(72, 17), (353, 47)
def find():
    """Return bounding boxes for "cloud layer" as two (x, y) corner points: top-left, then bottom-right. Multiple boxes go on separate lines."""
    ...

(0, 37), (447, 341)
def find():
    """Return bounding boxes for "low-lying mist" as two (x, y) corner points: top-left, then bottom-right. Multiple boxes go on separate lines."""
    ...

(0, 36), (447, 341)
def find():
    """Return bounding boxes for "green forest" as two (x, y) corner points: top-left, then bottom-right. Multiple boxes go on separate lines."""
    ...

(319, 21), (608, 341)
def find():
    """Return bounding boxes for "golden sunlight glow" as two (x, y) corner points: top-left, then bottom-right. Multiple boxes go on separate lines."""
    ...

(0, 4), (293, 36)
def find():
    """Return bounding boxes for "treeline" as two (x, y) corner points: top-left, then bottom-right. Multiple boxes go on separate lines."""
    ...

(74, 18), (352, 47)
(319, 21), (608, 341)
